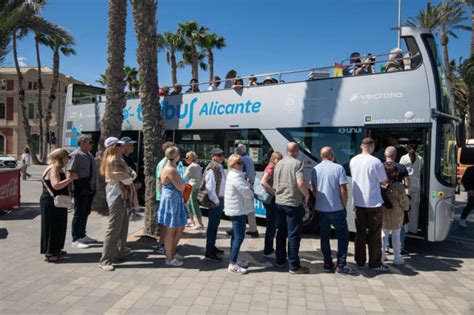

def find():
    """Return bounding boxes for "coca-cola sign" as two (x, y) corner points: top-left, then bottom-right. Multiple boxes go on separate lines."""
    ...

(0, 170), (20, 211)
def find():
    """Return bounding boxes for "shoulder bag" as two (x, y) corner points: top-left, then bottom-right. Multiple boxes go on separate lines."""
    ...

(43, 170), (72, 209)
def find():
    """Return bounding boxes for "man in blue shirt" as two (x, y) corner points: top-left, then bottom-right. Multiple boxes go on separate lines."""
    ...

(311, 147), (355, 275)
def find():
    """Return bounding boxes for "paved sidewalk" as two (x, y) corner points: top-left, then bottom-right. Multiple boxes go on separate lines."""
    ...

(0, 166), (474, 314)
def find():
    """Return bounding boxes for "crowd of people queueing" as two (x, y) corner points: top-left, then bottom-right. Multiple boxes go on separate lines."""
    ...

(40, 134), (461, 275)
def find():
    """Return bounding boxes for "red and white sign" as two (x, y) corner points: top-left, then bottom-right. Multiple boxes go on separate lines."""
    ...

(0, 169), (20, 211)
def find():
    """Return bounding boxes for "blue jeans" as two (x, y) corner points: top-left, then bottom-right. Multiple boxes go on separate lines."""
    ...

(275, 204), (305, 271)
(72, 192), (95, 241)
(318, 209), (349, 267)
(229, 215), (247, 263)
(400, 226), (406, 251)
(263, 199), (278, 255)
(205, 197), (224, 256)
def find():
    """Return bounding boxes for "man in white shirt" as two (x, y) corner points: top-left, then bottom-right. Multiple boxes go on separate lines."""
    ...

(350, 137), (389, 272)
(207, 76), (221, 91)
(204, 148), (227, 261)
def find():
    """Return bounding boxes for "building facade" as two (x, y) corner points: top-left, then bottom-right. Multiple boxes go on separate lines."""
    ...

(0, 67), (83, 158)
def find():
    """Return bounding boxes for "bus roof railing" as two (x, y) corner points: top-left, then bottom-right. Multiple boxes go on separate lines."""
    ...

(70, 50), (420, 104)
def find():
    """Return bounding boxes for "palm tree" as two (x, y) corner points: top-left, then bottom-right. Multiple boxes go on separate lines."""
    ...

(34, 32), (44, 160)
(198, 32), (226, 82)
(178, 46), (208, 81)
(95, 73), (108, 86)
(178, 21), (208, 81)
(0, 0), (23, 65)
(131, 0), (162, 237)
(11, 1), (60, 164)
(124, 66), (138, 94)
(93, 0), (128, 214)
(407, 1), (470, 78)
(40, 28), (75, 162)
(157, 31), (184, 86)
(463, 0), (473, 57)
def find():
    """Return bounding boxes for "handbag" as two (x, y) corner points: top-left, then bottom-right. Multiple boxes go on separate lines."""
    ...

(253, 178), (272, 204)
(42, 170), (72, 209)
(183, 183), (193, 203)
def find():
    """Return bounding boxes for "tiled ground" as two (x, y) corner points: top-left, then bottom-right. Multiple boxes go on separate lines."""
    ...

(0, 165), (473, 314)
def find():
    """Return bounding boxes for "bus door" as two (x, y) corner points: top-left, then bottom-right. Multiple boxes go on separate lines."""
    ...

(365, 125), (431, 237)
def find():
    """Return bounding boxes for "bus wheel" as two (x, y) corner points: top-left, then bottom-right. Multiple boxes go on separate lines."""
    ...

(302, 195), (319, 233)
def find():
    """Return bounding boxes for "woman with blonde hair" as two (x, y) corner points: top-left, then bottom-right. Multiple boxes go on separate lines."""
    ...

(40, 148), (77, 262)
(158, 146), (188, 267)
(260, 151), (283, 259)
(98, 137), (137, 271)
(224, 154), (255, 274)
(184, 151), (204, 229)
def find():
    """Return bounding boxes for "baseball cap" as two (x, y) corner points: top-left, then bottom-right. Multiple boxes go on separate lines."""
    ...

(104, 137), (125, 148)
(210, 148), (225, 156)
(120, 136), (137, 144)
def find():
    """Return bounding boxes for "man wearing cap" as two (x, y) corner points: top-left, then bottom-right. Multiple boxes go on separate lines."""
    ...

(120, 136), (141, 190)
(201, 148), (227, 261)
(350, 137), (390, 272)
(67, 134), (99, 249)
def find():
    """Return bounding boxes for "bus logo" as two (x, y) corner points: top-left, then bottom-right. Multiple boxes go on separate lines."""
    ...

(350, 91), (403, 103)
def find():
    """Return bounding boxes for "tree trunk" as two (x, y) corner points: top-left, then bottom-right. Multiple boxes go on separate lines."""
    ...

(191, 42), (198, 81)
(208, 49), (214, 83)
(93, 0), (128, 214)
(13, 32), (38, 164)
(171, 50), (177, 86)
(131, 0), (162, 237)
(44, 48), (59, 163)
(35, 35), (44, 163)
(441, 31), (451, 82)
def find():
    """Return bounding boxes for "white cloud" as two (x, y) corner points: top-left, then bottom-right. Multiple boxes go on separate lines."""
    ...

(18, 57), (28, 67)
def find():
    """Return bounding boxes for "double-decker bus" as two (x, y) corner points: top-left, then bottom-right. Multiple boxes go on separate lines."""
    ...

(62, 27), (463, 242)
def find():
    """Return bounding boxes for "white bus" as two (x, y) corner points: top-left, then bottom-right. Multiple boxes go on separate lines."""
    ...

(62, 27), (463, 242)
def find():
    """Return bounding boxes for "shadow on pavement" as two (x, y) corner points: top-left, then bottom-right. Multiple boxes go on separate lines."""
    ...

(0, 204), (40, 220)
(0, 228), (8, 239)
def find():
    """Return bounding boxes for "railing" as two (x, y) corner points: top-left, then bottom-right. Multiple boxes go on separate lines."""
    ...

(70, 50), (419, 104)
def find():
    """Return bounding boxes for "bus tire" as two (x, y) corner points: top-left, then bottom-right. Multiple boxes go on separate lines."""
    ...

(302, 195), (319, 233)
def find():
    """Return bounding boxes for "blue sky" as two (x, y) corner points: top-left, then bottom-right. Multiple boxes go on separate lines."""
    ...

(7, 0), (471, 87)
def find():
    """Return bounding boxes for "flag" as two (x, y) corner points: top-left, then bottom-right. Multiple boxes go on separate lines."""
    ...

(333, 63), (347, 77)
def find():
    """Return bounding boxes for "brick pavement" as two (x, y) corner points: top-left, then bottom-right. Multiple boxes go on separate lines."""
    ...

(0, 165), (474, 314)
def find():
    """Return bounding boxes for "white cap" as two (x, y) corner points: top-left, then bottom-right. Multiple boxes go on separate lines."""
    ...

(104, 137), (125, 148)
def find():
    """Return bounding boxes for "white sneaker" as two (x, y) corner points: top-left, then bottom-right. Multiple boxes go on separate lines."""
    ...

(394, 258), (405, 265)
(175, 253), (184, 261)
(98, 264), (115, 271)
(237, 259), (249, 268)
(81, 235), (98, 244)
(72, 241), (90, 249)
(228, 264), (248, 275)
(165, 258), (183, 267)
(458, 219), (468, 228)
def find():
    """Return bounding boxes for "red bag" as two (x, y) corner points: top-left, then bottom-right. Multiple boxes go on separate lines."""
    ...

(183, 183), (193, 203)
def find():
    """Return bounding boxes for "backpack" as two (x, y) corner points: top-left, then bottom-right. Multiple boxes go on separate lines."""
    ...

(197, 162), (221, 209)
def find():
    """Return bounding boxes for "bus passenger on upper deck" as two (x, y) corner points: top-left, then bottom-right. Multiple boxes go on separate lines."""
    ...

(170, 84), (182, 95)
(159, 85), (170, 96)
(247, 75), (258, 87)
(224, 70), (237, 89)
(385, 48), (404, 72)
(343, 52), (369, 76)
(186, 78), (200, 93)
(263, 76), (274, 85)
(232, 77), (245, 89)
(207, 76), (221, 91)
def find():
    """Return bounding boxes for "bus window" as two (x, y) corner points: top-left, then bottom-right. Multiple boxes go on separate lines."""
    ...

(279, 127), (364, 175)
(402, 36), (422, 69)
(175, 130), (222, 167)
(223, 129), (272, 171)
(438, 121), (457, 186)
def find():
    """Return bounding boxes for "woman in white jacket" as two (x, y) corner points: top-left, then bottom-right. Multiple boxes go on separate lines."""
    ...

(224, 154), (255, 274)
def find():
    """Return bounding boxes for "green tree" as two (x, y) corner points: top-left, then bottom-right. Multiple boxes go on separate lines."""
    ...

(157, 31), (184, 86)
(124, 66), (138, 94)
(131, 0), (162, 237)
(178, 21), (208, 82)
(95, 73), (108, 86)
(39, 28), (75, 163)
(198, 32), (226, 82)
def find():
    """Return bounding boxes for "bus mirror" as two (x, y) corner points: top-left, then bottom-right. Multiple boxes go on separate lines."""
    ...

(455, 120), (466, 148)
